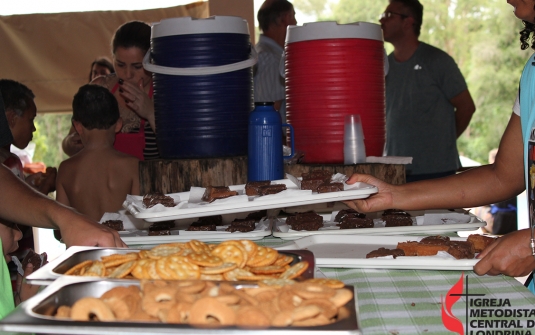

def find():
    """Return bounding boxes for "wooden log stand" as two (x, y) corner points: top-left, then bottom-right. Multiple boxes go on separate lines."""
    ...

(139, 156), (405, 194)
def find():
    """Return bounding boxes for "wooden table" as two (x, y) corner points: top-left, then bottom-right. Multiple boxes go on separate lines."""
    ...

(139, 156), (405, 194)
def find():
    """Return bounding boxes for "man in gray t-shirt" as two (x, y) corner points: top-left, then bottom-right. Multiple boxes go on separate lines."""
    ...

(379, 0), (476, 182)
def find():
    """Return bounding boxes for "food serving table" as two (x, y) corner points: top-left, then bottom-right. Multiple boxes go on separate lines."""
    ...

(253, 236), (535, 335)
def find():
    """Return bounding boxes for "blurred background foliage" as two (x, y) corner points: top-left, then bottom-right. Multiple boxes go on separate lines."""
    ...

(33, 0), (531, 167)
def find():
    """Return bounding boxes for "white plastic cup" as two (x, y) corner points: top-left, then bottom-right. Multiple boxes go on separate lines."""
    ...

(344, 114), (366, 164)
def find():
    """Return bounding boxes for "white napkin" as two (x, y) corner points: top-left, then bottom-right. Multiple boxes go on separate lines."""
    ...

(419, 212), (472, 225)
(366, 156), (413, 164)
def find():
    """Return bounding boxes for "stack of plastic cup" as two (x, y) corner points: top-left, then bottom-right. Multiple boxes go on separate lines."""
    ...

(344, 114), (366, 164)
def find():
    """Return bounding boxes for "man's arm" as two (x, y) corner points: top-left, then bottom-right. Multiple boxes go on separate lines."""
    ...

(345, 113), (524, 212)
(0, 164), (126, 248)
(450, 89), (476, 138)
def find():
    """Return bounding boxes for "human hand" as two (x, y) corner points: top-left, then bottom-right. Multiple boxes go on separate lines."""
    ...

(55, 208), (127, 248)
(26, 168), (57, 195)
(473, 229), (535, 277)
(15, 262), (42, 305)
(119, 79), (154, 123)
(62, 131), (84, 157)
(343, 173), (396, 213)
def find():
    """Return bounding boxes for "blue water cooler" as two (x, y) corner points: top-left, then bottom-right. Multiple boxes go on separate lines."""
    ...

(248, 102), (294, 181)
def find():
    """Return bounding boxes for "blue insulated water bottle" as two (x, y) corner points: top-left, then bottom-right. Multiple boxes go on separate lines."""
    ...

(248, 102), (294, 181)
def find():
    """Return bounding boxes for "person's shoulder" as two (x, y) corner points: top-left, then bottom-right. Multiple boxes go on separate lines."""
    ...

(420, 42), (455, 60)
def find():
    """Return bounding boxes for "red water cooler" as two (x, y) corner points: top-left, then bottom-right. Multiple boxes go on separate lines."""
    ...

(284, 21), (385, 163)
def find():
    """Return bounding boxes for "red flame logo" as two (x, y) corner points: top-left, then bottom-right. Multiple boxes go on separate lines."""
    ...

(441, 273), (464, 334)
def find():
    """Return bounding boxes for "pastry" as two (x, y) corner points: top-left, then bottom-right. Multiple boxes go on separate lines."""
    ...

(317, 182), (344, 193)
(366, 248), (405, 259)
(245, 181), (271, 196)
(337, 217), (373, 229)
(202, 186), (238, 202)
(143, 192), (175, 208)
(258, 184), (287, 195)
(102, 220), (124, 231)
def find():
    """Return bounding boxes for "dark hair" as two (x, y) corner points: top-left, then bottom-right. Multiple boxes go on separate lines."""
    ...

(72, 84), (119, 130)
(112, 21), (151, 55)
(88, 57), (115, 82)
(520, 20), (535, 50)
(391, 0), (423, 37)
(0, 79), (35, 117)
(257, 0), (294, 32)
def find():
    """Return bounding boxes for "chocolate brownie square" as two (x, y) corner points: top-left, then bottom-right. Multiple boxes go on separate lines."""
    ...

(143, 192), (175, 208)
(101, 220), (124, 231)
(202, 186), (238, 202)
(337, 217), (374, 229)
(366, 247), (405, 259)
(317, 182), (344, 193)
(245, 181), (271, 196)
(334, 209), (366, 222)
(258, 184), (287, 195)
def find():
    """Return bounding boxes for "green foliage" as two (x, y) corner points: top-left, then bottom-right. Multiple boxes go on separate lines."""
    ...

(32, 113), (71, 168)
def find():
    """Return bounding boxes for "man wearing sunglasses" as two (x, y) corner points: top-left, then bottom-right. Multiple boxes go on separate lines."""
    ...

(379, 0), (476, 183)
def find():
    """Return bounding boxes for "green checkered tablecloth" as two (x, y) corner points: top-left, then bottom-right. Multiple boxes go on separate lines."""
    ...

(258, 236), (535, 335)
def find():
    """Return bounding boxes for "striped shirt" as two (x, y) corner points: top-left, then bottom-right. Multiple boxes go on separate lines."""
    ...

(254, 35), (287, 122)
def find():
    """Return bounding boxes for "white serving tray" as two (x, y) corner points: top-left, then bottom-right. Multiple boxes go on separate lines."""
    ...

(123, 179), (377, 222)
(274, 234), (480, 270)
(272, 209), (485, 240)
(101, 210), (274, 246)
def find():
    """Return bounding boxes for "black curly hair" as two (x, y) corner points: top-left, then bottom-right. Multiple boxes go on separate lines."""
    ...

(520, 17), (535, 50)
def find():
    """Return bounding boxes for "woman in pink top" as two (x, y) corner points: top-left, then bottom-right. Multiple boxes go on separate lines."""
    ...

(63, 21), (158, 160)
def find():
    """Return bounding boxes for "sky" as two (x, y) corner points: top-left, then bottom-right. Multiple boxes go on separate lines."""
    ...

(0, 0), (311, 25)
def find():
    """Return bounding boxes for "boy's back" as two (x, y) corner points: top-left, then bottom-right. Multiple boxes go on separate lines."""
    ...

(56, 148), (139, 221)
(56, 84), (140, 222)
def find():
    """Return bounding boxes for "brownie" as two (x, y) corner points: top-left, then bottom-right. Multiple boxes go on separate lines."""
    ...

(286, 211), (324, 231)
(148, 229), (171, 236)
(419, 235), (450, 245)
(317, 182), (343, 193)
(300, 178), (326, 192)
(22, 249), (46, 271)
(447, 241), (475, 259)
(366, 247), (405, 259)
(258, 184), (287, 195)
(382, 209), (411, 218)
(196, 215), (223, 226)
(334, 209), (366, 222)
(245, 210), (267, 222)
(225, 219), (256, 232)
(101, 220), (124, 231)
(149, 220), (175, 230)
(384, 216), (413, 227)
(290, 221), (324, 231)
(187, 224), (216, 231)
(301, 169), (332, 182)
(337, 217), (374, 229)
(143, 192), (175, 208)
(466, 234), (495, 253)
(245, 181), (271, 196)
(202, 186), (238, 202)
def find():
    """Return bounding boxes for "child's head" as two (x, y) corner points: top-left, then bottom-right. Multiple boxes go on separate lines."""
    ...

(0, 221), (22, 263)
(0, 79), (36, 150)
(72, 84), (120, 130)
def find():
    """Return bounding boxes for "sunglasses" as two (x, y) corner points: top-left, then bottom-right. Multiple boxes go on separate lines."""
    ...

(380, 11), (409, 20)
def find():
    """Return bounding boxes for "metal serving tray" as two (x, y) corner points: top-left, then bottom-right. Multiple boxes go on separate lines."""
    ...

(0, 277), (361, 335)
(27, 246), (316, 286)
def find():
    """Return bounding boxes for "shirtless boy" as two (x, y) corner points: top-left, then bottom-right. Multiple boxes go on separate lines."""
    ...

(56, 84), (140, 221)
